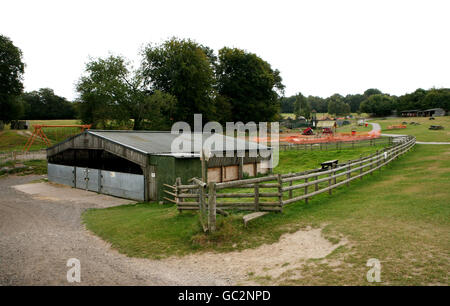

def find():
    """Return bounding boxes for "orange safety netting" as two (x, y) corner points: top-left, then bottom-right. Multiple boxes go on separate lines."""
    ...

(253, 130), (381, 144)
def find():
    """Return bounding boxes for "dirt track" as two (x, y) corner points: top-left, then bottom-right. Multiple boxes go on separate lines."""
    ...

(0, 175), (341, 285)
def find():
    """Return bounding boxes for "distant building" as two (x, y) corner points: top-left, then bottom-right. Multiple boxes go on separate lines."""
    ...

(423, 108), (446, 117)
(401, 108), (446, 117)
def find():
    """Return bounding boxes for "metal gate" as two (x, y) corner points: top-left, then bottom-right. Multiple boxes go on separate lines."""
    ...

(47, 163), (144, 201)
(75, 167), (100, 192)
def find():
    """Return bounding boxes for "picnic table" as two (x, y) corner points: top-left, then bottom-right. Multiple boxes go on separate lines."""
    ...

(429, 125), (444, 130)
(321, 159), (338, 170)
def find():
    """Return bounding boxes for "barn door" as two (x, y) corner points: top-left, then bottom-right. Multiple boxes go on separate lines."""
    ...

(75, 167), (100, 192)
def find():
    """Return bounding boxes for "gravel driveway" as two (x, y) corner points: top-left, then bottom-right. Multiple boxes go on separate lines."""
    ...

(0, 175), (228, 285)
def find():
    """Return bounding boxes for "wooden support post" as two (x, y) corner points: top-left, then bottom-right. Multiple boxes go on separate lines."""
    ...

(289, 180), (293, 199)
(328, 171), (332, 195)
(254, 183), (260, 211)
(277, 174), (283, 211)
(304, 177), (309, 204)
(376, 150), (380, 169)
(176, 177), (182, 212)
(359, 154), (363, 180)
(315, 175), (319, 191)
(208, 182), (216, 232)
(346, 164), (351, 186)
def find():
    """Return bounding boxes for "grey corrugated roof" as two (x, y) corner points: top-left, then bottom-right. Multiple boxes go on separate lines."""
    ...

(88, 130), (270, 155)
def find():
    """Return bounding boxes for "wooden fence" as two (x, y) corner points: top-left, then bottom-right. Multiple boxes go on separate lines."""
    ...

(0, 149), (46, 164)
(278, 136), (390, 151)
(164, 136), (416, 231)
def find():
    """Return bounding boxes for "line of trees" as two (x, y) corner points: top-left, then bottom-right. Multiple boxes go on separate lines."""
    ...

(282, 88), (450, 118)
(76, 38), (284, 129)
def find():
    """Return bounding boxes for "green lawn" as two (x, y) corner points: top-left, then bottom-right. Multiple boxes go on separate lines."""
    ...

(83, 144), (450, 285)
(373, 116), (450, 142)
(0, 119), (82, 152)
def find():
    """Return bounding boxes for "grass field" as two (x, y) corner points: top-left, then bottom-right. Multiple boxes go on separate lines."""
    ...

(373, 116), (450, 142)
(83, 144), (450, 285)
(0, 119), (81, 152)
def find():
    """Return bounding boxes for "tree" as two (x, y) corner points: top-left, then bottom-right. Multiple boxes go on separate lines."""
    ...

(326, 94), (350, 117)
(215, 47), (284, 123)
(0, 35), (25, 123)
(141, 38), (216, 125)
(280, 96), (296, 113)
(76, 55), (176, 129)
(421, 89), (450, 111)
(360, 94), (394, 116)
(364, 88), (382, 97)
(306, 95), (327, 113)
(21, 88), (76, 119)
(294, 92), (311, 119)
(344, 94), (365, 113)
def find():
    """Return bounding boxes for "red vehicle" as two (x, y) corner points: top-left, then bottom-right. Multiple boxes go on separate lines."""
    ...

(302, 127), (314, 135)
(322, 127), (333, 134)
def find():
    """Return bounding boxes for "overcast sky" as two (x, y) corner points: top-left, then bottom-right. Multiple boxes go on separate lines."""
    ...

(2, 0), (449, 100)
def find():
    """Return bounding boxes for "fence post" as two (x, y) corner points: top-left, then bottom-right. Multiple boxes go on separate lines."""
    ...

(328, 171), (332, 195)
(346, 163), (351, 186)
(289, 180), (293, 199)
(208, 182), (216, 232)
(175, 177), (181, 212)
(359, 154), (363, 180)
(277, 174), (283, 211)
(304, 177), (309, 204)
(254, 183), (260, 211)
(315, 175), (319, 191)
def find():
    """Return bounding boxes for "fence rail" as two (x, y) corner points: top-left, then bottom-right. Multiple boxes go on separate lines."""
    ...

(0, 149), (46, 164)
(278, 136), (390, 151)
(163, 136), (416, 231)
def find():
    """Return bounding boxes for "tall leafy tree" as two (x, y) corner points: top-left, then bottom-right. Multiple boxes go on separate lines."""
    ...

(76, 55), (176, 129)
(215, 47), (284, 123)
(141, 38), (216, 125)
(360, 94), (394, 116)
(21, 88), (75, 119)
(0, 35), (25, 123)
(293, 92), (311, 119)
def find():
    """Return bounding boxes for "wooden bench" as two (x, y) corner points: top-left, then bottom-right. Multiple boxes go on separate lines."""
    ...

(429, 125), (444, 130)
(243, 212), (268, 227)
(321, 159), (338, 170)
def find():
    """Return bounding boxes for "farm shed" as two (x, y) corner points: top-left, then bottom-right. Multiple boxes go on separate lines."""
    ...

(46, 130), (272, 202)
(423, 108), (446, 117)
(316, 120), (337, 129)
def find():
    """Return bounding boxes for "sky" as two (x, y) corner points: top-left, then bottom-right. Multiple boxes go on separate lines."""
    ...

(1, 0), (450, 101)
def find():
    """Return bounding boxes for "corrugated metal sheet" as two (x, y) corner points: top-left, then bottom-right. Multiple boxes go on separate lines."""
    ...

(48, 163), (75, 187)
(101, 170), (144, 201)
(88, 131), (269, 156)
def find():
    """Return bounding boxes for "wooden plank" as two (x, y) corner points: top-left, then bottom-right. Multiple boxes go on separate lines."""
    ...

(163, 197), (176, 204)
(243, 212), (269, 227)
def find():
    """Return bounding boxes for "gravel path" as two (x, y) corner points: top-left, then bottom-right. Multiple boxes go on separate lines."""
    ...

(0, 175), (228, 285)
(0, 175), (340, 285)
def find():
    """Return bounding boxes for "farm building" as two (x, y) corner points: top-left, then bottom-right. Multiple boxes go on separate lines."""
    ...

(316, 120), (337, 132)
(401, 108), (445, 117)
(423, 108), (446, 117)
(46, 130), (272, 201)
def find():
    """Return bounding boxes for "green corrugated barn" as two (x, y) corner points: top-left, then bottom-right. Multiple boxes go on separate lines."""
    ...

(46, 130), (272, 202)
